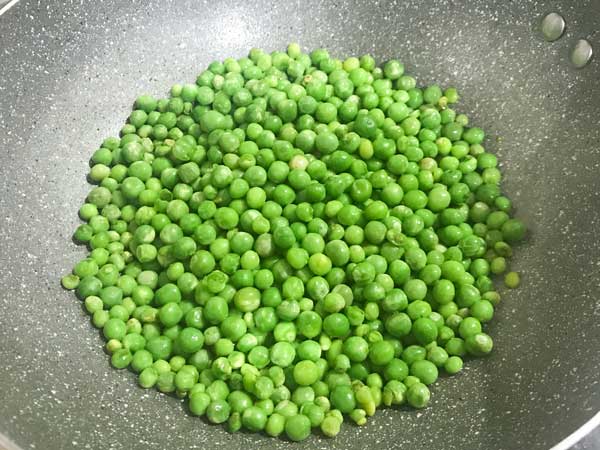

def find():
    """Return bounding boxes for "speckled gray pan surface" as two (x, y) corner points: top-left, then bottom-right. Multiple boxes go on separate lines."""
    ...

(0, 0), (599, 449)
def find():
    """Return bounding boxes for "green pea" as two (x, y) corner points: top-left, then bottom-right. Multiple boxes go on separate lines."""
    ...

(63, 47), (527, 442)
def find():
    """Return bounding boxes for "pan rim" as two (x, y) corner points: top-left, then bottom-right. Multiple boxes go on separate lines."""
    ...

(548, 411), (600, 450)
(0, 0), (20, 17)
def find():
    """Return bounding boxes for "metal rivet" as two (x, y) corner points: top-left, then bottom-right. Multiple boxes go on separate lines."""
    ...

(570, 39), (593, 68)
(541, 12), (566, 42)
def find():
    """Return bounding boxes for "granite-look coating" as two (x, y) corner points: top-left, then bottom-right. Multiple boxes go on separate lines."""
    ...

(0, 1), (599, 449)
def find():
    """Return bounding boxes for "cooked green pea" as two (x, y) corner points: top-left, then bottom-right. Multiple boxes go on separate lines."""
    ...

(504, 271), (520, 288)
(285, 414), (312, 441)
(64, 47), (526, 441)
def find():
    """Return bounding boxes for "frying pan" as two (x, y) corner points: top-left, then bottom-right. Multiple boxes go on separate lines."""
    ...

(0, 0), (599, 449)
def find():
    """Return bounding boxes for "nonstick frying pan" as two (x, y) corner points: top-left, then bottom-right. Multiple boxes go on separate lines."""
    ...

(0, 0), (599, 449)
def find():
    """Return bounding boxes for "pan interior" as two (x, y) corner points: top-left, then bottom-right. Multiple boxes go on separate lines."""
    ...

(0, 1), (598, 449)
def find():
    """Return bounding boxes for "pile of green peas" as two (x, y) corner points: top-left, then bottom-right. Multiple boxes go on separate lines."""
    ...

(61, 43), (526, 441)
